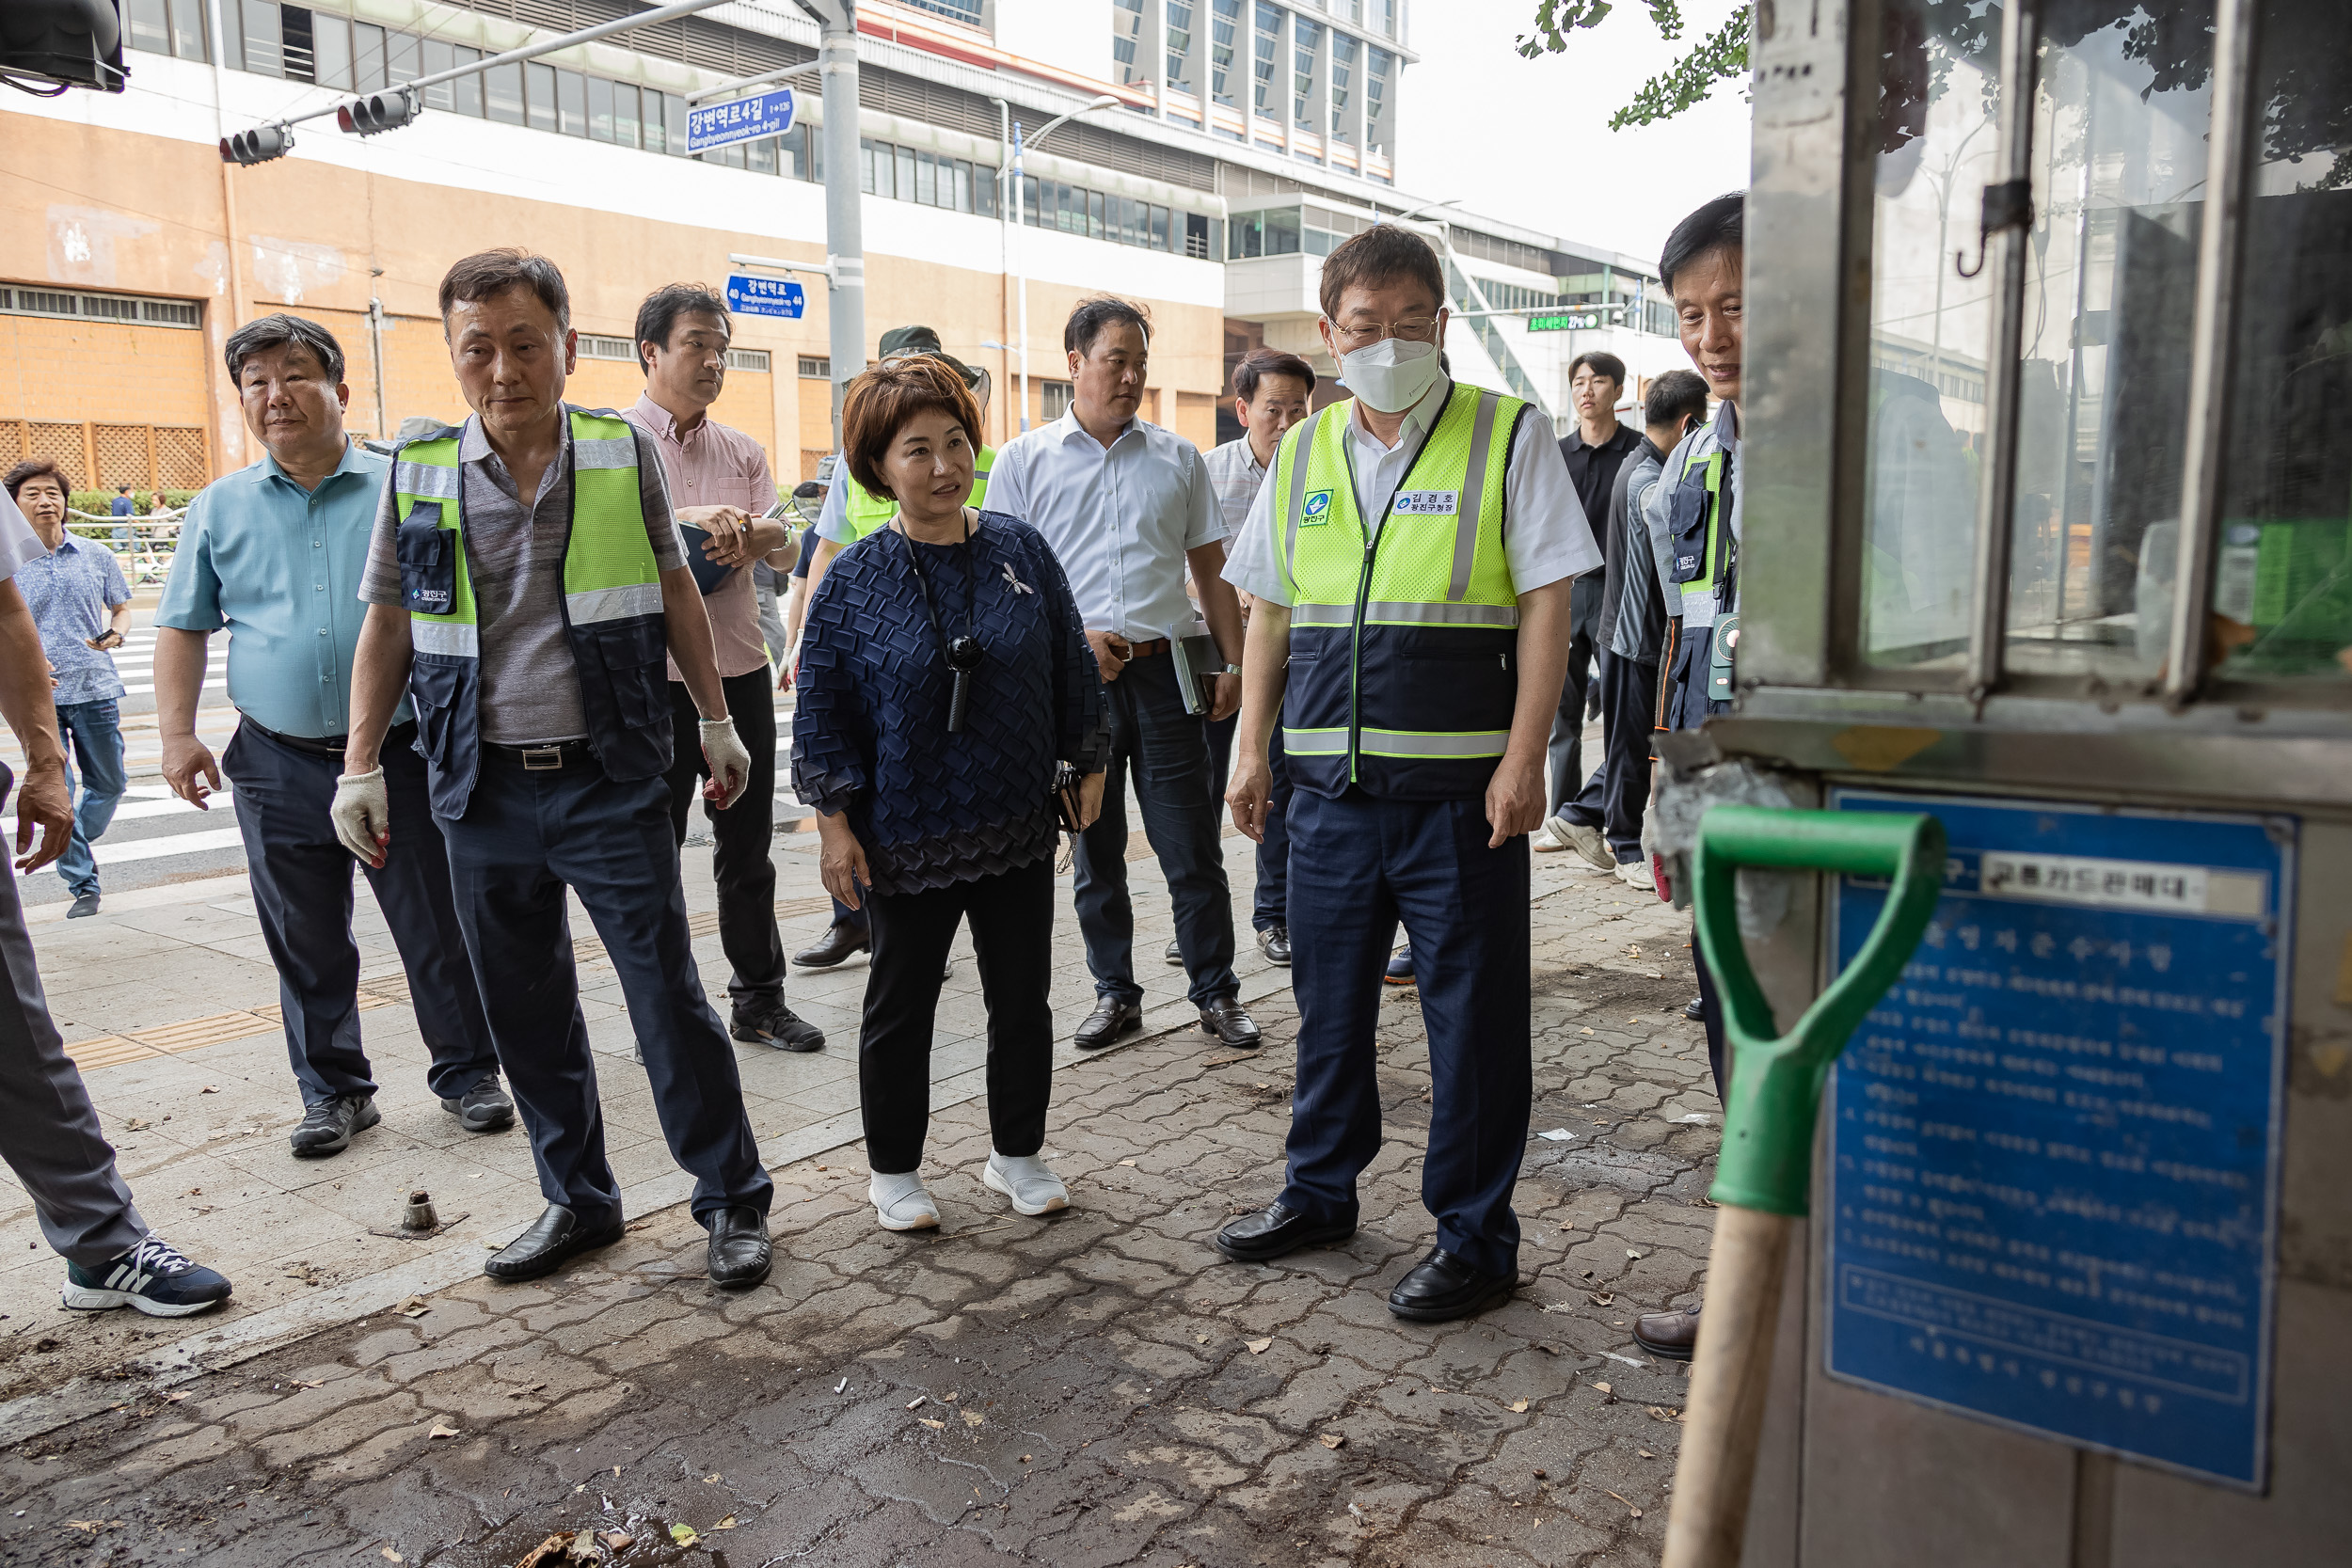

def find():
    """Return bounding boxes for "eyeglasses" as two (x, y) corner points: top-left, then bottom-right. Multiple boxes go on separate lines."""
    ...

(1327, 316), (1442, 348)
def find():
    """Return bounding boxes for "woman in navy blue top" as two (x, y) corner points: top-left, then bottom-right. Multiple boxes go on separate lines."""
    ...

(792, 357), (1107, 1232)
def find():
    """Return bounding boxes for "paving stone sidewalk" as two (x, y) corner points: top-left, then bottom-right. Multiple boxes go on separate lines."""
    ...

(0, 854), (1719, 1568)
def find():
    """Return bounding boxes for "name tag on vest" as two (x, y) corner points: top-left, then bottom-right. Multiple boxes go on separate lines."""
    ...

(1391, 490), (1458, 516)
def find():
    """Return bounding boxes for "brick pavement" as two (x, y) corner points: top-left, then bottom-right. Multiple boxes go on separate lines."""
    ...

(0, 854), (1721, 1568)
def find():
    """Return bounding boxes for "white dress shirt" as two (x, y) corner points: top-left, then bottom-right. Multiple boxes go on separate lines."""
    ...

(983, 409), (1225, 642)
(1220, 377), (1601, 607)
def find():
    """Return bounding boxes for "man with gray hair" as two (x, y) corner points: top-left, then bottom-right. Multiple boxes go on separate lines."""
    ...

(153, 312), (510, 1161)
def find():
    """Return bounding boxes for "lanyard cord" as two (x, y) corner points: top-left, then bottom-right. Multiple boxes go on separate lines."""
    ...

(896, 508), (977, 659)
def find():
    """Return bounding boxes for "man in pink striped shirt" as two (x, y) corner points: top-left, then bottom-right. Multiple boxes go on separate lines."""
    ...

(624, 284), (821, 1053)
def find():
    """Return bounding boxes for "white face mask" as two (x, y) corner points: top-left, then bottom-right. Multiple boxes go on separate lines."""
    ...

(1337, 336), (1442, 414)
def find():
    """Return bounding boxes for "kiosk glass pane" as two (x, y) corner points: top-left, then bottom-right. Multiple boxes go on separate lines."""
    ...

(2001, 8), (2211, 679)
(2209, 0), (2352, 685)
(1858, 0), (2000, 670)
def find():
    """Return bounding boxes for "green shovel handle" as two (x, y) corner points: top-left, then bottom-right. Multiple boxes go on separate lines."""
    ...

(1693, 805), (1947, 1215)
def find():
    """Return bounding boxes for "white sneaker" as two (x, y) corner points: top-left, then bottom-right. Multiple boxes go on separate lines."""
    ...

(869, 1171), (941, 1231)
(1531, 818), (1572, 852)
(1616, 857), (1657, 892)
(1540, 816), (1616, 872)
(983, 1151), (1070, 1216)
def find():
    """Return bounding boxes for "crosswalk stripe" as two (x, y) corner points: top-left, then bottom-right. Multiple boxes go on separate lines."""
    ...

(93, 827), (247, 865)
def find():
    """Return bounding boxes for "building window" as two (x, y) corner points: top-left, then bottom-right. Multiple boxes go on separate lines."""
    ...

(1292, 19), (1321, 132)
(122, 0), (211, 62)
(309, 11), (349, 87)
(577, 334), (636, 361)
(1210, 0), (1241, 105)
(725, 349), (771, 373)
(1328, 31), (1356, 141)
(1252, 3), (1281, 120)
(354, 22), (384, 90)
(799, 356), (832, 379)
(1041, 381), (1073, 421)
(1371, 0), (1395, 38)
(1167, 1), (1195, 91)
(556, 70), (587, 137)
(526, 62), (557, 133)
(895, 0), (983, 23)
(1365, 46), (1393, 153)
(1111, 0), (1145, 85)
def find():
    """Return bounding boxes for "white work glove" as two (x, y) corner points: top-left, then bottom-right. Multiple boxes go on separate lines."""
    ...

(700, 717), (752, 810)
(330, 767), (390, 867)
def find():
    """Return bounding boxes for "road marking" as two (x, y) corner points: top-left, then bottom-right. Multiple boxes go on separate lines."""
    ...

(92, 827), (247, 865)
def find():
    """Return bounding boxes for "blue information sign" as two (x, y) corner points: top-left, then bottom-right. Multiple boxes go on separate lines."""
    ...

(725, 275), (805, 320)
(1825, 789), (2291, 1488)
(687, 87), (795, 154)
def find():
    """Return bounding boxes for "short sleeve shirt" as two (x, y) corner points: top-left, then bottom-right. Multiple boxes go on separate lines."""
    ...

(360, 408), (682, 745)
(18, 533), (130, 705)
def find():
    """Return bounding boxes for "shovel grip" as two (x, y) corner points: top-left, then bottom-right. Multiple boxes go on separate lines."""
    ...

(1661, 1205), (1798, 1568)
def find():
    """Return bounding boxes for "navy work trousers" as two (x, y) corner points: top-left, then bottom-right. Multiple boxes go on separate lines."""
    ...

(1073, 652), (1238, 1008)
(1280, 787), (1533, 1277)
(437, 754), (771, 1227)
(1544, 615), (1599, 820)
(223, 721), (499, 1108)
(1554, 652), (1659, 863)
(663, 671), (787, 1006)
(1253, 721), (1291, 932)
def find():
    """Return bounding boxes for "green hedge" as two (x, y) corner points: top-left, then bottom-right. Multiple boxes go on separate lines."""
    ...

(69, 490), (199, 516)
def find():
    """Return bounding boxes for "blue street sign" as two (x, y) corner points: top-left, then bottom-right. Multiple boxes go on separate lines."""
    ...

(725, 274), (805, 319)
(687, 87), (795, 154)
(1824, 788), (2292, 1488)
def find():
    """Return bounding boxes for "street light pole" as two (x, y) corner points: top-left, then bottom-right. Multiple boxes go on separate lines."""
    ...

(805, 0), (866, 452)
(1007, 93), (1121, 433)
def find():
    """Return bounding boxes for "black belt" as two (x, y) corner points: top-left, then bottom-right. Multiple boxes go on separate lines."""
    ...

(244, 718), (416, 762)
(483, 738), (596, 771)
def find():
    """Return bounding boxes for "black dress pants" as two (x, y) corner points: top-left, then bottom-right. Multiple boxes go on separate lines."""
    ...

(1555, 652), (1661, 863)
(664, 671), (787, 1006)
(861, 857), (1057, 1175)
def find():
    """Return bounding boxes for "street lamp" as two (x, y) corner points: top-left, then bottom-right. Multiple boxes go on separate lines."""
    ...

(1006, 93), (1121, 432)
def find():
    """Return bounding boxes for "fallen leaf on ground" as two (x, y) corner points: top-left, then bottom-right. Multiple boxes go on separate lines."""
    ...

(124, 1117), (151, 1132)
(1508, 1398), (1530, 1413)
(1118, 1159), (1137, 1166)
(1593, 1382), (1613, 1396)
(704, 1473), (721, 1483)
(1581, 1027), (1595, 1035)
(381, 1551), (404, 1564)
(1603, 1488), (1644, 1518)
(963, 1409), (985, 1428)
(512, 1537), (567, 1568)
(427, 1421), (461, 1439)
(919, 1418), (946, 1430)
(714, 1516), (738, 1529)
(1246, 1338), (1273, 1354)
(162, 1390), (188, 1402)
(565, 1531), (598, 1561)
(943, 1390), (958, 1401)
(395, 1295), (431, 1318)
(599, 1534), (633, 1551)
(669, 1523), (700, 1547)
(1588, 1291), (1614, 1307)
(1646, 1404), (1682, 1422)
(1319, 1433), (1345, 1449)
(1638, 1449), (1655, 1459)
(199, 1086), (219, 1095)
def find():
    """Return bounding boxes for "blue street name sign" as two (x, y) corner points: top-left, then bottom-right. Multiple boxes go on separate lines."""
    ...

(725, 275), (806, 320)
(687, 87), (795, 154)
(1824, 788), (2292, 1488)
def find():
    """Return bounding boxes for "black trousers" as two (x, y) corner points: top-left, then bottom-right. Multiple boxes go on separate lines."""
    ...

(664, 672), (787, 1006)
(1545, 619), (1600, 819)
(223, 721), (499, 1107)
(860, 857), (1057, 1174)
(1555, 652), (1660, 863)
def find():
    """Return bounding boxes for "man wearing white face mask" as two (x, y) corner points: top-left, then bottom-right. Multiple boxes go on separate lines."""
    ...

(1216, 225), (1598, 1323)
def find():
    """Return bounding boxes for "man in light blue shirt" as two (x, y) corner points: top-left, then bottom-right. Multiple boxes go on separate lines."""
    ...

(152, 314), (508, 1162)
(985, 296), (1258, 1053)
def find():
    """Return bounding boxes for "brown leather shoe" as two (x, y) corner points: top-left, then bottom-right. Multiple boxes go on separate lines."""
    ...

(1633, 1302), (1701, 1361)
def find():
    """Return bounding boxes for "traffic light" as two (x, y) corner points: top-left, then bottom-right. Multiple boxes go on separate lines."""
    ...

(220, 124), (294, 166)
(0, 0), (127, 94)
(339, 87), (421, 136)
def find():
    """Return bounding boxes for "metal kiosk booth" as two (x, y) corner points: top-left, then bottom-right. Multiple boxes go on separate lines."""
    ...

(1661, 1), (2352, 1562)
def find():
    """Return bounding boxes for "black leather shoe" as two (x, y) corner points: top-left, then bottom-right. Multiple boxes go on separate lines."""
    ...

(484, 1204), (625, 1283)
(1634, 1302), (1701, 1361)
(439, 1077), (516, 1133)
(1683, 995), (1707, 1022)
(290, 1093), (379, 1158)
(1214, 1201), (1357, 1262)
(732, 997), (826, 1053)
(792, 920), (869, 970)
(1164, 937), (1184, 968)
(1199, 995), (1262, 1050)
(67, 892), (100, 919)
(1387, 1247), (1517, 1322)
(1384, 944), (1416, 986)
(1074, 997), (1143, 1051)
(706, 1206), (772, 1289)
(1256, 927), (1291, 966)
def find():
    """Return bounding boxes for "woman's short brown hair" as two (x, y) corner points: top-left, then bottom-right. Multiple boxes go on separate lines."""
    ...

(841, 355), (984, 501)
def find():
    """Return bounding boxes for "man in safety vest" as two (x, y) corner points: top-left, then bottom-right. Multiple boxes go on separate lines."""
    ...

(334, 249), (775, 1293)
(1218, 225), (1597, 1323)
(791, 325), (995, 973)
(1635, 191), (1747, 1364)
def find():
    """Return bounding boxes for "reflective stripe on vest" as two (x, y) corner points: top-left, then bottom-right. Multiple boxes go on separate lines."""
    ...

(841, 445), (995, 540)
(1265, 383), (1524, 799)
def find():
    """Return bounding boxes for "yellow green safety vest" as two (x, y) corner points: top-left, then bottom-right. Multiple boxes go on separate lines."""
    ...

(839, 445), (995, 540)
(1268, 382), (1527, 800)
(391, 407), (671, 816)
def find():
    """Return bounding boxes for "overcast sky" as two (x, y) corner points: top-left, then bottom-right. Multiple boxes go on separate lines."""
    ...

(1394, 0), (1754, 264)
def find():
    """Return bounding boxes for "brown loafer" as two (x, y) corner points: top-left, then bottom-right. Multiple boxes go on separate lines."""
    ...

(1633, 1302), (1701, 1361)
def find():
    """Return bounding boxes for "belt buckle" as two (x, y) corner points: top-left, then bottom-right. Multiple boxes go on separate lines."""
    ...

(520, 745), (564, 771)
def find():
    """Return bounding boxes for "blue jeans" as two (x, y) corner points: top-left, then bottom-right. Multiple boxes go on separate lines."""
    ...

(1072, 652), (1238, 1008)
(54, 700), (126, 898)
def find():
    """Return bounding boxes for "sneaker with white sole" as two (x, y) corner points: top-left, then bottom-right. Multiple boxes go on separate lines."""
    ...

(869, 1171), (941, 1231)
(1539, 816), (1616, 872)
(1530, 818), (1572, 852)
(1615, 857), (1657, 892)
(62, 1235), (232, 1318)
(983, 1152), (1070, 1216)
